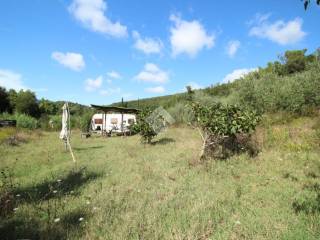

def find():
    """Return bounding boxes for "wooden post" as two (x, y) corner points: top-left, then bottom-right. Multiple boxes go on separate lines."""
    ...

(121, 111), (124, 133)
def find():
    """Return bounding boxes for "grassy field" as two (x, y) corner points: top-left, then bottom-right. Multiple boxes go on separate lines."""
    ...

(1, 114), (320, 239)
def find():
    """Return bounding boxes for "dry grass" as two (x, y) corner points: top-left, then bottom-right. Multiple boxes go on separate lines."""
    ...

(0, 115), (320, 239)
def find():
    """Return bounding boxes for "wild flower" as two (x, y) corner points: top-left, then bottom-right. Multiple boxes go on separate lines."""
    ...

(16, 194), (21, 197)
(79, 217), (84, 222)
(13, 207), (18, 211)
(86, 201), (90, 205)
(57, 179), (62, 183)
(235, 220), (241, 225)
(53, 190), (58, 194)
(54, 218), (60, 223)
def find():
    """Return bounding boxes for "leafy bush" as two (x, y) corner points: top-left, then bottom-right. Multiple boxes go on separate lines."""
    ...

(190, 102), (260, 160)
(167, 103), (194, 124)
(0, 113), (39, 130)
(79, 111), (93, 132)
(134, 108), (158, 144)
(236, 62), (320, 114)
(15, 114), (39, 129)
(15, 90), (40, 118)
(49, 115), (62, 131)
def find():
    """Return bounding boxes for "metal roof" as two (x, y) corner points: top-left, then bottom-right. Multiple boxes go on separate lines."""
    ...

(91, 104), (140, 114)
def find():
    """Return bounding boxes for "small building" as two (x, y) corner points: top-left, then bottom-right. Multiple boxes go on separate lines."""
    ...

(90, 105), (139, 134)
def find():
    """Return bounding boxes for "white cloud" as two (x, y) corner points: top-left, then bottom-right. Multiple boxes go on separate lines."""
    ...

(145, 86), (165, 94)
(226, 40), (241, 58)
(134, 63), (169, 84)
(85, 75), (103, 92)
(169, 14), (215, 57)
(132, 31), (163, 54)
(107, 71), (121, 79)
(247, 13), (272, 26)
(249, 15), (306, 45)
(52, 52), (85, 71)
(99, 87), (121, 96)
(222, 68), (257, 83)
(0, 69), (27, 91)
(68, 0), (127, 38)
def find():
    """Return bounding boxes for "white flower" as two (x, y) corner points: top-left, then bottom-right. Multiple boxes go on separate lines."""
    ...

(79, 217), (84, 222)
(53, 190), (58, 194)
(16, 194), (21, 197)
(93, 207), (97, 211)
(235, 220), (241, 225)
(54, 218), (60, 223)
(86, 201), (90, 205)
(57, 179), (62, 183)
(13, 207), (18, 211)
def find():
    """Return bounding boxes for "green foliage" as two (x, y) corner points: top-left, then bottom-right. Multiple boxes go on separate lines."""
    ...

(236, 62), (320, 114)
(167, 103), (194, 124)
(0, 113), (38, 130)
(185, 85), (195, 102)
(0, 87), (10, 113)
(0, 167), (16, 218)
(293, 184), (320, 214)
(191, 102), (260, 137)
(48, 115), (62, 131)
(15, 90), (40, 118)
(203, 82), (233, 97)
(110, 48), (319, 119)
(134, 108), (158, 144)
(79, 110), (94, 132)
(8, 89), (17, 113)
(191, 102), (260, 159)
(282, 49), (308, 74)
(1, 118), (320, 239)
(15, 114), (39, 129)
(39, 98), (59, 115)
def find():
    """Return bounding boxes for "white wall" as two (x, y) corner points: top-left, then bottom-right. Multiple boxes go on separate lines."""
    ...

(91, 113), (136, 133)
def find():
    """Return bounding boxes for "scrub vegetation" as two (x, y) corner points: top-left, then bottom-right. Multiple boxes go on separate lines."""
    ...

(0, 114), (320, 239)
(0, 48), (320, 239)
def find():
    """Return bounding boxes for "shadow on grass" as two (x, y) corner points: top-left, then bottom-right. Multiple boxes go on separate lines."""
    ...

(14, 168), (102, 203)
(0, 208), (90, 240)
(152, 137), (175, 145)
(73, 146), (104, 151)
(292, 183), (320, 214)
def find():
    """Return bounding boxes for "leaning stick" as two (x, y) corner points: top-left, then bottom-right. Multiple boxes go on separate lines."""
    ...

(67, 137), (76, 163)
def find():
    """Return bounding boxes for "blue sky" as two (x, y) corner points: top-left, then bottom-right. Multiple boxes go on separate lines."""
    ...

(0, 0), (319, 105)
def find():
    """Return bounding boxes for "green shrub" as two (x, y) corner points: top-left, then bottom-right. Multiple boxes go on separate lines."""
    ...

(236, 62), (320, 114)
(190, 102), (260, 159)
(167, 103), (194, 124)
(15, 114), (38, 129)
(49, 115), (62, 131)
(0, 113), (39, 130)
(79, 112), (93, 132)
(134, 108), (158, 144)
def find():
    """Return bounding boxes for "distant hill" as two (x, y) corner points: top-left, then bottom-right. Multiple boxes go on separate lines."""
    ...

(111, 82), (235, 110)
